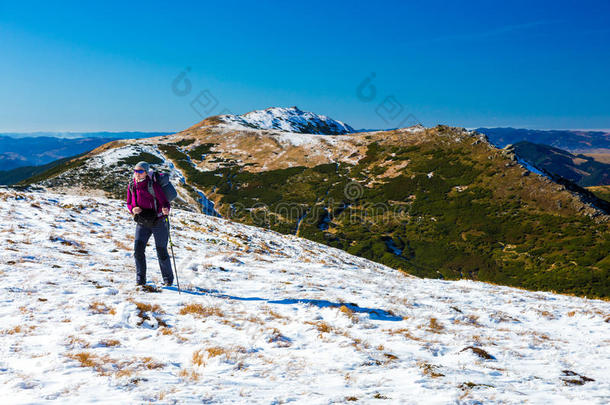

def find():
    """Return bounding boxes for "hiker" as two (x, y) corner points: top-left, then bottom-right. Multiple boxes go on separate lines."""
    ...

(126, 161), (174, 286)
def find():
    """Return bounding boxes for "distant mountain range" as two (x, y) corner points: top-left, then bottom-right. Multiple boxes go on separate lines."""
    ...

(475, 128), (610, 189)
(0, 132), (171, 172)
(18, 107), (610, 298)
(0, 153), (90, 186)
(510, 141), (610, 187)
(476, 127), (610, 152)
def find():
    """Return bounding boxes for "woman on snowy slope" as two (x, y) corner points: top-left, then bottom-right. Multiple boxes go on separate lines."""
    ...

(126, 161), (173, 287)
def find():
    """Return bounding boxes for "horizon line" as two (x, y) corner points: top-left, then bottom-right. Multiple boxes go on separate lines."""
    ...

(2, 126), (610, 135)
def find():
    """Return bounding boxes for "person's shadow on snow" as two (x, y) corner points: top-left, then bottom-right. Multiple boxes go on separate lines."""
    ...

(163, 286), (403, 321)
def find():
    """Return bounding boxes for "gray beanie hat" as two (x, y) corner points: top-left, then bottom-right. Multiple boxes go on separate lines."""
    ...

(134, 161), (150, 171)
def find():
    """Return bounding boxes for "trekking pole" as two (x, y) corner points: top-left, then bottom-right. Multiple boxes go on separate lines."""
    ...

(166, 216), (181, 294)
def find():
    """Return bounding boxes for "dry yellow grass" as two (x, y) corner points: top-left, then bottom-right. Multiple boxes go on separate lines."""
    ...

(264, 308), (287, 320)
(66, 351), (165, 376)
(3, 325), (22, 335)
(192, 350), (205, 366)
(66, 336), (90, 349)
(306, 320), (334, 336)
(179, 303), (224, 318)
(178, 368), (199, 381)
(114, 239), (131, 251)
(191, 346), (244, 367)
(453, 314), (481, 327)
(68, 352), (101, 369)
(140, 356), (165, 369)
(418, 361), (445, 378)
(386, 328), (423, 341)
(205, 347), (227, 358)
(383, 353), (399, 363)
(246, 315), (264, 324)
(539, 310), (557, 320)
(115, 369), (134, 378)
(339, 305), (359, 323)
(427, 317), (444, 333)
(460, 346), (495, 360)
(87, 140), (125, 156)
(158, 327), (188, 342)
(267, 329), (292, 347)
(89, 301), (116, 315)
(349, 337), (371, 351)
(127, 301), (167, 327)
(2, 325), (36, 335)
(98, 339), (120, 347)
(132, 301), (164, 314)
(583, 153), (610, 164)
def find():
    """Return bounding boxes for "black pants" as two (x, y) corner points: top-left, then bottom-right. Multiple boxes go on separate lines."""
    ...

(134, 218), (173, 285)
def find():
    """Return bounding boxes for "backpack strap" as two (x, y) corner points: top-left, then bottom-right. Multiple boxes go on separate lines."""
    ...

(147, 174), (158, 213)
(129, 179), (136, 206)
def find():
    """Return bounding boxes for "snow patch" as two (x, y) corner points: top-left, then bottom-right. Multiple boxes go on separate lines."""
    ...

(0, 189), (608, 403)
(215, 106), (355, 135)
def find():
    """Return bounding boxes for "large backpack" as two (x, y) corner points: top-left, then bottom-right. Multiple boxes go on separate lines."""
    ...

(152, 172), (178, 202)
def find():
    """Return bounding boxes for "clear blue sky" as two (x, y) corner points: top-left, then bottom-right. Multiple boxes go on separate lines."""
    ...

(1, 0), (609, 132)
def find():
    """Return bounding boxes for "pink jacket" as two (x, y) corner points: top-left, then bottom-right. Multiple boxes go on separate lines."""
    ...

(126, 176), (170, 216)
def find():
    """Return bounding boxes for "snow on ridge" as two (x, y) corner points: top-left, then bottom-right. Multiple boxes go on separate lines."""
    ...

(215, 106), (355, 135)
(85, 143), (141, 169)
(274, 131), (323, 147)
(500, 144), (554, 182)
(81, 143), (184, 184)
(515, 156), (550, 178)
(1, 189), (609, 404)
(397, 124), (426, 134)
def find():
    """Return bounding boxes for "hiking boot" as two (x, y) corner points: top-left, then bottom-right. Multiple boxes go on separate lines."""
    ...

(137, 284), (162, 293)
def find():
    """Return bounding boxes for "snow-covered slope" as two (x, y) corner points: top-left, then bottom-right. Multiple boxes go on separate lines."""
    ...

(1, 188), (609, 404)
(214, 106), (355, 135)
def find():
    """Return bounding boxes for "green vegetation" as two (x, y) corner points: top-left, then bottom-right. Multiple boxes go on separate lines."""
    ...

(186, 143), (219, 161)
(175, 139), (195, 147)
(155, 135), (609, 298)
(117, 152), (164, 167)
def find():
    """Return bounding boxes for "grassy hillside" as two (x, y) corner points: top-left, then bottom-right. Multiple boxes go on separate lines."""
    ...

(21, 126), (610, 298)
(157, 127), (609, 298)
(588, 185), (610, 203)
